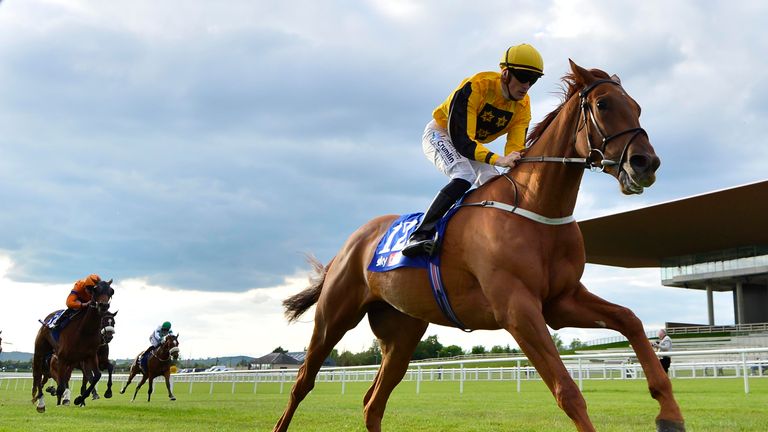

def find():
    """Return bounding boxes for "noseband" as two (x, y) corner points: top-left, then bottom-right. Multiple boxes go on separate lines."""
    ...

(520, 79), (647, 172)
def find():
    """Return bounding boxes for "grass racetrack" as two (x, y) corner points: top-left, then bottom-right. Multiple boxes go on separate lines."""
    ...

(1, 377), (767, 431)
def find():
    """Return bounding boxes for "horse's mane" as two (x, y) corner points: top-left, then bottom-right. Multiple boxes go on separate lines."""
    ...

(526, 68), (611, 147)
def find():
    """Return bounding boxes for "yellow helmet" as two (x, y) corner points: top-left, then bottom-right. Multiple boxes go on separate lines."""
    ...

(500, 43), (544, 74)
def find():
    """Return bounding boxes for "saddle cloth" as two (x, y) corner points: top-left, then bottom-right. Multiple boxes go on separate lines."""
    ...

(367, 196), (465, 272)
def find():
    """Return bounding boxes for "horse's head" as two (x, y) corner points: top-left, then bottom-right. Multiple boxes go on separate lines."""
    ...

(101, 310), (117, 344)
(569, 60), (660, 194)
(163, 333), (180, 361)
(87, 279), (114, 314)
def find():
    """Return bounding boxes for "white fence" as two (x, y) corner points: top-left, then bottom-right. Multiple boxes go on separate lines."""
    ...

(3, 347), (767, 396)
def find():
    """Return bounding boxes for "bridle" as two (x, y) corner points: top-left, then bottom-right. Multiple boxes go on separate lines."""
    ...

(152, 335), (180, 362)
(520, 79), (647, 173)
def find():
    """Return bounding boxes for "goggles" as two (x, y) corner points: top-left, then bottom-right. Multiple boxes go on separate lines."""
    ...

(508, 68), (542, 85)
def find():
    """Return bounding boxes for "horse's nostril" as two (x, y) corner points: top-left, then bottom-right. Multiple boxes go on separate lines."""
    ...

(629, 154), (652, 172)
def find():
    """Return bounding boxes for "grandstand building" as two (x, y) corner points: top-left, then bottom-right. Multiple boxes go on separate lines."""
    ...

(578, 179), (768, 330)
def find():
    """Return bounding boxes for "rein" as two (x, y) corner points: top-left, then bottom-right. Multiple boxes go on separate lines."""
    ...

(519, 79), (647, 172)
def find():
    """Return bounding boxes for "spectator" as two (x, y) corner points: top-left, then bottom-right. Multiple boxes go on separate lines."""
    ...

(652, 329), (672, 374)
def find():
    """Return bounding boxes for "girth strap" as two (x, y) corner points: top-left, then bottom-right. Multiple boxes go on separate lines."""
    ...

(461, 200), (575, 225)
(427, 262), (471, 332)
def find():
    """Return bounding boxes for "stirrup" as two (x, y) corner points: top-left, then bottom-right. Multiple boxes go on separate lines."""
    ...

(402, 238), (436, 257)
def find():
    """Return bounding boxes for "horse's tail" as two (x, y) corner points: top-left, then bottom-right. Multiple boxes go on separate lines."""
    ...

(283, 254), (332, 323)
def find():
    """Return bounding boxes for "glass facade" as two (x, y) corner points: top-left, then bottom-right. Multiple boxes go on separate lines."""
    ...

(661, 246), (768, 281)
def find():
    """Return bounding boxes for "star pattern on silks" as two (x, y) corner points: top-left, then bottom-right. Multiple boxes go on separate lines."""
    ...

(496, 115), (509, 127)
(480, 110), (494, 123)
(477, 129), (490, 139)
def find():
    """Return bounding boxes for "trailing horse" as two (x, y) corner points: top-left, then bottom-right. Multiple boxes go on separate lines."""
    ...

(273, 61), (684, 432)
(31, 279), (114, 412)
(120, 333), (180, 402)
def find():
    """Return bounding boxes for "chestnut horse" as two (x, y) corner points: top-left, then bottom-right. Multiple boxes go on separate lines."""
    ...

(31, 279), (114, 412)
(120, 333), (180, 402)
(45, 310), (118, 401)
(273, 60), (684, 432)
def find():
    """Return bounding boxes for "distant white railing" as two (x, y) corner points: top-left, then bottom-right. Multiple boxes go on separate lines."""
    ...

(666, 322), (768, 335)
(3, 347), (767, 395)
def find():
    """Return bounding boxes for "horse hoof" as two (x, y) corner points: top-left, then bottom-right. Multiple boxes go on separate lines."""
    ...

(170, 396), (176, 401)
(92, 393), (100, 400)
(657, 419), (686, 432)
(45, 386), (56, 396)
(36, 406), (45, 414)
(105, 390), (112, 399)
(74, 396), (84, 406)
(62, 400), (70, 406)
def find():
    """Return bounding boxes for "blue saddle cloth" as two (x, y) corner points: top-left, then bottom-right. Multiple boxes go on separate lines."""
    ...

(41, 309), (77, 342)
(367, 196), (465, 272)
(140, 349), (152, 373)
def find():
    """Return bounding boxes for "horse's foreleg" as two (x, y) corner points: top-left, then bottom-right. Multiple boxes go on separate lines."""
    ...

(544, 283), (685, 431)
(493, 288), (596, 432)
(163, 372), (176, 401)
(363, 303), (428, 432)
(75, 363), (101, 406)
(147, 376), (155, 402)
(105, 362), (114, 398)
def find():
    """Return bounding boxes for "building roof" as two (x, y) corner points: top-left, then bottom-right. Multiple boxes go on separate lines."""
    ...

(253, 352), (301, 365)
(579, 180), (768, 268)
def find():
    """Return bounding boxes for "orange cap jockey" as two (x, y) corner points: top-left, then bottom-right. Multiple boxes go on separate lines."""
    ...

(66, 274), (101, 310)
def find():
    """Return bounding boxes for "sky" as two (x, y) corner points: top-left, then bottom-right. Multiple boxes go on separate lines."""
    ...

(1, 0), (767, 360)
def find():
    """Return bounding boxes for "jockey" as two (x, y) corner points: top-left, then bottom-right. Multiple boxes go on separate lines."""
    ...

(148, 321), (173, 353)
(402, 44), (544, 257)
(48, 274), (102, 329)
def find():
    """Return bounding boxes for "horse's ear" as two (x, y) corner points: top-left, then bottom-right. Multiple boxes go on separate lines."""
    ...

(176, 333), (180, 339)
(569, 59), (595, 86)
(610, 74), (621, 84)
(113, 310), (119, 316)
(107, 279), (113, 285)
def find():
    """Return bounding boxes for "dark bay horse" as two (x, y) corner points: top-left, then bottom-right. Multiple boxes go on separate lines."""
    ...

(120, 333), (180, 402)
(273, 60), (684, 432)
(31, 279), (114, 412)
(46, 310), (118, 401)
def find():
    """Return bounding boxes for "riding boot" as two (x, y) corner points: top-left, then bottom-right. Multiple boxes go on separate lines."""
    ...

(402, 178), (471, 257)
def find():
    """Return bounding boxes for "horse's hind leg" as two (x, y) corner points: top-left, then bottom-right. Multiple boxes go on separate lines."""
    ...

(363, 303), (428, 432)
(273, 285), (368, 431)
(120, 365), (138, 395)
(545, 283), (685, 431)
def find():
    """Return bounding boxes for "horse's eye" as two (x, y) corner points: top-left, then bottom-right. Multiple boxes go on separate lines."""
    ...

(596, 100), (608, 110)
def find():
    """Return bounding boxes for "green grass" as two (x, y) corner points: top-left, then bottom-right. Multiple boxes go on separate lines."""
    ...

(2, 377), (768, 431)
